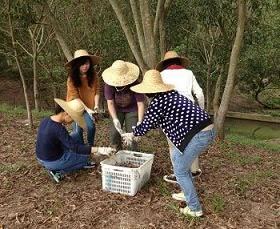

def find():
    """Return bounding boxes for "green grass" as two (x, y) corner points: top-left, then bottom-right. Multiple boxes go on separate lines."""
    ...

(155, 178), (171, 196)
(226, 134), (280, 152)
(0, 103), (52, 119)
(224, 151), (262, 166)
(208, 194), (225, 213)
(233, 170), (276, 195)
(0, 162), (28, 173)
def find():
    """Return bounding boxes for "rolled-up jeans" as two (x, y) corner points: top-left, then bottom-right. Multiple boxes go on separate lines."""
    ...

(170, 127), (216, 211)
(71, 112), (95, 146)
(37, 151), (90, 174)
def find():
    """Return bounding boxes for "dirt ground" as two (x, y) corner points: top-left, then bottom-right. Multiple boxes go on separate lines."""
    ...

(0, 113), (279, 229)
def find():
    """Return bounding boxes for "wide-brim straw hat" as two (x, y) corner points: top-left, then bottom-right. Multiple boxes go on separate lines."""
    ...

(54, 98), (93, 130)
(65, 49), (101, 67)
(102, 60), (140, 87)
(155, 50), (190, 71)
(130, 70), (174, 94)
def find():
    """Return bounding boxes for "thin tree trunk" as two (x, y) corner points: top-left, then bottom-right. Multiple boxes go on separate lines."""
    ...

(215, 0), (246, 140)
(109, 0), (148, 72)
(8, 0), (33, 128)
(130, 0), (146, 58)
(29, 28), (39, 111)
(213, 65), (223, 120)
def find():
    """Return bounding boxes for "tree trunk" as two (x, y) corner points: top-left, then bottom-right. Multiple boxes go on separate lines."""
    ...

(214, 0), (246, 140)
(43, 2), (73, 61)
(8, 0), (33, 128)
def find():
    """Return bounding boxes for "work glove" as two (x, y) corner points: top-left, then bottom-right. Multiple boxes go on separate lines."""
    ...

(121, 133), (139, 146)
(95, 147), (116, 156)
(113, 118), (124, 134)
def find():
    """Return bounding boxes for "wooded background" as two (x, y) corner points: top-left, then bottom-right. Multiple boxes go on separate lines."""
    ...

(0, 0), (279, 138)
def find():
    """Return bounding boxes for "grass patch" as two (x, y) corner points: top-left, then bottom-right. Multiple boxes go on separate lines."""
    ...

(0, 102), (52, 119)
(0, 162), (28, 173)
(208, 194), (225, 213)
(233, 170), (276, 195)
(226, 134), (280, 152)
(224, 151), (262, 166)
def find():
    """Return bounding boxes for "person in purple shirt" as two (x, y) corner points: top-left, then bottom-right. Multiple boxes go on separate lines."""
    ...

(122, 70), (216, 217)
(102, 60), (145, 151)
(36, 98), (115, 183)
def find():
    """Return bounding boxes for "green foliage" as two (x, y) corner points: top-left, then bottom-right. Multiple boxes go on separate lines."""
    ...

(239, 1), (280, 107)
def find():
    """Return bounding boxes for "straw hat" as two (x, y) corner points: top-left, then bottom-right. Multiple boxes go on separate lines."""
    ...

(102, 60), (140, 87)
(155, 50), (190, 71)
(65, 49), (101, 67)
(54, 98), (93, 129)
(130, 70), (174, 94)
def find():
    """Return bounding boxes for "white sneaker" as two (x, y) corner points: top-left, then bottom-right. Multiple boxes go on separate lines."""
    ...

(172, 192), (186, 201)
(180, 206), (203, 217)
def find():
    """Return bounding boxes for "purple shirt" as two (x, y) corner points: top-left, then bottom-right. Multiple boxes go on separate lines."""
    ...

(104, 83), (145, 112)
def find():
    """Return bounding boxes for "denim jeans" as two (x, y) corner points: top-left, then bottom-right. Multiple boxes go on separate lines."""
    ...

(37, 151), (90, 174)
(170, 128), (216, 211)
(71, 112), (96, 146)
(167, 139), (200, 173)
(110, 111), (138, 150)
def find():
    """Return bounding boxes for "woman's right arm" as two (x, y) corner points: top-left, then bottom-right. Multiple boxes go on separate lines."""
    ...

(66, 77), (80, 101)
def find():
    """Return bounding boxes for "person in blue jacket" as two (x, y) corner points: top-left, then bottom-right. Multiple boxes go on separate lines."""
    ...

(35, 98), (115, 183)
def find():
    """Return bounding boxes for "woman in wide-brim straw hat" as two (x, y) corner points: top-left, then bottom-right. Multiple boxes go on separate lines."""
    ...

(102, 60), (145, 151)
(125, 69), (215, 217)
(66, 49), (101, 146)
(35, 98), (115, 183)
(156, 50), (205, 184)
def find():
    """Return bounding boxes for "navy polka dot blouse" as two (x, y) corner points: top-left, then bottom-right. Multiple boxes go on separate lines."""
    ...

(133, 90), (212, 152)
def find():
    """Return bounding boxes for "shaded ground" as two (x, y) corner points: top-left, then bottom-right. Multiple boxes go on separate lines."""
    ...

(0, 113), (279, 228)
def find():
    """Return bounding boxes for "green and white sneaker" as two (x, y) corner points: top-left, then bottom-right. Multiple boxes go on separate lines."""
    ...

(47, 170), (64, 183)
(180, 206), (203, 217)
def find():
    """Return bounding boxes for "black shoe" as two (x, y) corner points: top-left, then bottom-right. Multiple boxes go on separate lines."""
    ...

(83, 161), (96, 169)
(163, 174), (177, 184)
(163, 170), (202, 184)
(47, 170), (64, 183)
(191, 169), (202, 178)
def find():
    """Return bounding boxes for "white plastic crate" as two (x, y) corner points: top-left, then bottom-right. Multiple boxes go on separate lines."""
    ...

(100, 150), (154, 196)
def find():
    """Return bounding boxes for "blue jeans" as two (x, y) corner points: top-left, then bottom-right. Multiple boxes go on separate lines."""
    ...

(171, 128), (216, 211)
(71, 112), (96, 146)
(38, 151), (90, 174)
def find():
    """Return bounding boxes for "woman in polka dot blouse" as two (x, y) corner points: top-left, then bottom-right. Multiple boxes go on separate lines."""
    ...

(127, 70), (216, 217)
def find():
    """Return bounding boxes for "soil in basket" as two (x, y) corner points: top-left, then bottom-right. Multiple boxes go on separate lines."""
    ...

(115, 162), (139, 168)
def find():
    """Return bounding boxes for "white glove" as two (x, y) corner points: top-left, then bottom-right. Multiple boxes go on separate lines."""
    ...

(113, 118), (124, 134)
(121, 133), (139, 146)
(95, 147), (116, 156)
(136, 121), (142, 126)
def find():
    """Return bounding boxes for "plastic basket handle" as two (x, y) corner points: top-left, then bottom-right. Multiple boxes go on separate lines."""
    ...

(133, 153), (143, 158)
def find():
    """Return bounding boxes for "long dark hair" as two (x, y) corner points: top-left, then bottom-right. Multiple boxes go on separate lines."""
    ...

(69, 56), (96, 88)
